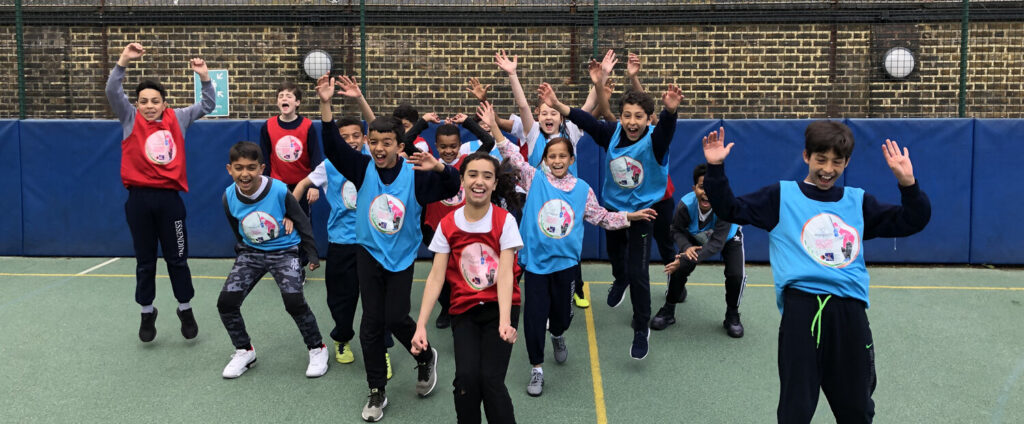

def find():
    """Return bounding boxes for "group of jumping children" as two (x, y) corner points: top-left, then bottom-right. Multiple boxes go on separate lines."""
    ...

(108, 41), (930, 424)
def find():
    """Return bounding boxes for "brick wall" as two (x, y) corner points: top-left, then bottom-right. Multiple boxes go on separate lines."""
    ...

(3, 21), (1023, 119)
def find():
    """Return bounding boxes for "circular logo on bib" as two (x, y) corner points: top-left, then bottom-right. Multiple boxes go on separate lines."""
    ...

(460, 242), (499, 291)
(609, 156), (644, 188)
(369, 194), (405, 234)
(144, 130), (177, 165)
(538, 199), (575, 239)
(240, 211), (280, 244)
(341, 181), (358, 210)
(801, 213), (860, 268)
(275, 136), (304, 162)
(441, 186), (465, 207)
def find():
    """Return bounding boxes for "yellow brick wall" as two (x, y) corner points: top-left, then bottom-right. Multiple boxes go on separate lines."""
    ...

(3, 21), (1022, 119)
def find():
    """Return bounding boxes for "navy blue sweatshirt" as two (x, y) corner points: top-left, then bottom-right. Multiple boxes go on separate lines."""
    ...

(566, 108), (678, 165)
(703, 164), (931, 239)
(321, 119), (460, 205)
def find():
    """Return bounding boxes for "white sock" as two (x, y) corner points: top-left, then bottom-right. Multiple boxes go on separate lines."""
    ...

(141, 305), (154, 313)
(178, 303), (191, 311)
(533, 367), (543, 375)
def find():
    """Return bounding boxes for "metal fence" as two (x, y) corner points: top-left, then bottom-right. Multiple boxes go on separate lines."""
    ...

(3, 0), (1023, 119)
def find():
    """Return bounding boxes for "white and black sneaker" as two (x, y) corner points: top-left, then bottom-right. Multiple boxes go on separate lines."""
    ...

(361, 388), (388, 422)
(526, 368), (544, 397)
(551, 335), (568, 364)
(222, 346), (257, 379)
(415, 347), (438, 397)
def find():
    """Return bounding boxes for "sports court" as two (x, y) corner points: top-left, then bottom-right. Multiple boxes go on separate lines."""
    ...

(2, 256), (1021, 423)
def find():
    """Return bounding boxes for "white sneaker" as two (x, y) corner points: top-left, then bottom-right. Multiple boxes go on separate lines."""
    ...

(306, 344), (329, 378)
(222, 347), (256, 379)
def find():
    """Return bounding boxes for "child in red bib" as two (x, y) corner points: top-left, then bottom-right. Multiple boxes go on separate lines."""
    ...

(260, 81), (323, 217)
(412, 152), (524, 424)
(105, 42), (215, 343)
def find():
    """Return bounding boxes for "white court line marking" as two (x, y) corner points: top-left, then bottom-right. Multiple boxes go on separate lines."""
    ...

(0, 258), (120, 312)
(77, 258), (119, 275)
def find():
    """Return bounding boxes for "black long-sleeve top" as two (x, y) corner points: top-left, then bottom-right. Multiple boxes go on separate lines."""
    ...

(259, 115), (323, 178)
(321, 119), (460, 205)
(703, 164), (931, 239)
(566, 107), (678, 165)
(222, 178), (319, 266)
(670, 201), (735, 262)
(461, 118), (496, 149)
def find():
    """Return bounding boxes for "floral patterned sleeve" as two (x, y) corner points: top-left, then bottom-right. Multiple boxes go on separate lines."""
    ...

(583, 186), (629, 230)
(496, 139), (536, 192)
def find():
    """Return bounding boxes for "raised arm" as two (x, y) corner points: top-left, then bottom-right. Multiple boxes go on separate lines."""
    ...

(482, 101), (535, 190)
(625, 52), (644, 93)
(540, 83), (616, 148)
(588, 50), (618, 122)
(336, 75), (375, 122)
(495, 50), (536, 138)
(702, 127), (781, 230)
(318, 74), (371, 186)
(106, 43), (144, 123)
(174, 57), (215, 127)
(863, 139), (931, 239)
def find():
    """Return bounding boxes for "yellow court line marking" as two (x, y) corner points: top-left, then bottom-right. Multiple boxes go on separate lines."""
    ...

(582, 283), (608, 424)
(2, 273), (1022, 292)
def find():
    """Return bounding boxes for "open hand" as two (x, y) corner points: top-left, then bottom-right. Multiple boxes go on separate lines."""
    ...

(495, 49), (518, 74)
(306, 188), (320, 204)
(537, 83), (558, 109)
(662, 84), (684, 113)
(335, 75), (363, 98)
(882, 138), (915, 186)
(683, 246), (702, 262)
(702, 126), (733, 165)
(477, 101), (498, 130)
(466, 77), (490, 102)
(422, 112), (441, 124)
(626, 53), (641, 78)
(283, 218), (294, 235)
(316, 74), (335, 102)
(409, 151), (442, 172)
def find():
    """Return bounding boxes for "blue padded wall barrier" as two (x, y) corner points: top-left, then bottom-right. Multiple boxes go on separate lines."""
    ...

(8, 118), (1023, 265)
(971, 119), (1024, 264)
(845, 119), (972, 263)
(0, 121), (22, 255)
(20, 120), (130, 256)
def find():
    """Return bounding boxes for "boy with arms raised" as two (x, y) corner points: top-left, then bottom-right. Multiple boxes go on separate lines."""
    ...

(701, 122), (930, 423)
(105, 42), (214, 343)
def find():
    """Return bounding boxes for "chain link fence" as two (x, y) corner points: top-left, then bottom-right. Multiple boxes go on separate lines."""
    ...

(3, 0), (1023, 119)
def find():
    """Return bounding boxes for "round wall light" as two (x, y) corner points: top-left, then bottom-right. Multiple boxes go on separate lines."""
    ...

(883, 47), (915, 79)
(302, 50), (333, 80)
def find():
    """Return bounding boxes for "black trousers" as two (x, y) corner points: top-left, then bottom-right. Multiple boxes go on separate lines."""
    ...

(650, 197), (678, 265)
(605, 219), (654, 331)
(124, 187), (193, 306)
(451, 303), (519, 424)
(666, 231), (746, 309)
(777, 288), (876, 424)
(523, 267), (577, 365)
(325, 243), (360, 343)
(357, 247), (431, 389)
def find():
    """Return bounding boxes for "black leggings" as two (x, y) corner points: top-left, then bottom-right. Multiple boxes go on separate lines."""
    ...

(451, 303), (519, 424)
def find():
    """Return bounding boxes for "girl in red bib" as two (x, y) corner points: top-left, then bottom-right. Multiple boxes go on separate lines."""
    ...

(412, 152), (523, 424)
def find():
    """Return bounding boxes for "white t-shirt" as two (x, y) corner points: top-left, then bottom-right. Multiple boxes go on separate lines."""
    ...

(510, 114), (583, 158)
(428, 205), (523, 254)
(307, 161), (328, 188)
(237, 176), (270, 200)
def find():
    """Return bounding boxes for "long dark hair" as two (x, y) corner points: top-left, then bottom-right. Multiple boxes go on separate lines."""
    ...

(459, 152), (523, 214)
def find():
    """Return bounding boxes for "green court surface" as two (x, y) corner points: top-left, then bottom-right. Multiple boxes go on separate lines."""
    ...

(1, 256), (1022, 423)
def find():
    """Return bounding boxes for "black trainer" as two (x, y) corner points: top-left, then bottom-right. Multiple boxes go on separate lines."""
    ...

(177, 307), (199, 339)
(649, 307), (676, 331)
(139, 308), (158, 342)
(434, 311), (451, 329)
(607, 283), (628, 308)
(724, 311), (744, 338)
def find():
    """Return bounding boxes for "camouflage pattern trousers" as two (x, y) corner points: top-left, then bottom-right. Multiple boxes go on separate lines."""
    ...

(217, 245), (323, 350)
